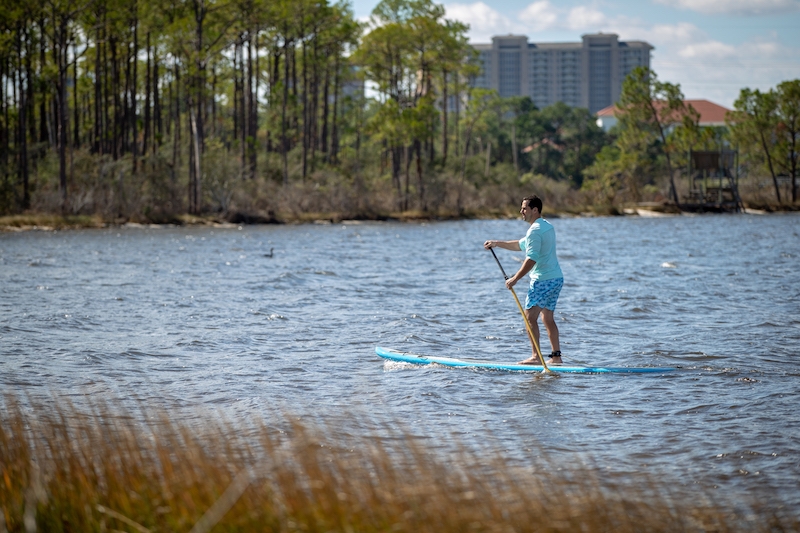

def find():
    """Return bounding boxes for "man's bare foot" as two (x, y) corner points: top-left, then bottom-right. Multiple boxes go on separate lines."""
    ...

(518, 357), (543, 365)
(545, 351), (563, 365)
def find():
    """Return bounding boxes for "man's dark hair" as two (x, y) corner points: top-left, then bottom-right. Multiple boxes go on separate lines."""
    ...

(523, 195), (543, 213)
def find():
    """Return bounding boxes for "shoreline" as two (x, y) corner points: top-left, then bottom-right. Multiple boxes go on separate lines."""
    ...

(2, 204), (798, 232)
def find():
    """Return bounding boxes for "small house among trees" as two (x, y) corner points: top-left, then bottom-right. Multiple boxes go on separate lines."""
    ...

(595, 99), (731, 132)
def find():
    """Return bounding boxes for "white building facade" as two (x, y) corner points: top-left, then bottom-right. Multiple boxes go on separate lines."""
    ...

(471, 33), (653, 114)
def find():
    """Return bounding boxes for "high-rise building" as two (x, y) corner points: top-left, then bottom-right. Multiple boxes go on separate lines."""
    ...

(471, 33), (653, 114)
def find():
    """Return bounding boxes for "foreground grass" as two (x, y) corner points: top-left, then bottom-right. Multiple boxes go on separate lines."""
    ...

(0, 398), (797, 533)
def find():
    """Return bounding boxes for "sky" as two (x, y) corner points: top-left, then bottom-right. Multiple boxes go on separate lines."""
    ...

(350, 0), (800, 109)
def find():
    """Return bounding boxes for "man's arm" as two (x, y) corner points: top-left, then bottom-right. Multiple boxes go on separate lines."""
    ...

(483, 240), (521, 251)
(506, 258), (535, 289)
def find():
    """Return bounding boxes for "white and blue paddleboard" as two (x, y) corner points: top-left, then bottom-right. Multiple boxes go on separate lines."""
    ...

(376, 347), (677, 374)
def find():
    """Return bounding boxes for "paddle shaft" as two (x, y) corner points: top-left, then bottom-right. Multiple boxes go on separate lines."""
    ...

(488, 248), (550, 372)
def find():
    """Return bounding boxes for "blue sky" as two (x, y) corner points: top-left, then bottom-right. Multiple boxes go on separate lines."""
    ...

(351, 0), (800, 108)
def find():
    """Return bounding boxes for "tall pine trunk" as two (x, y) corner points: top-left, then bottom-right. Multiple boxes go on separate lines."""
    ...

(320, 48), (330, 160)
(1, 57), (7, 179)
(144, 32), (152, 161)
(16, 27), (29, 209)
(281, 36), (290, 185)
(301, 38), (308, 180)
(247, 33), (256, 178)
(330, 55), (339, 164)
(309, 32), (319, 172)
(441, 70), (448, 166)
(39, 20), (48, 145)
(55, 17), (69, 211)
(110, 36), (119, 160)
(153, 49), (161, 150)
(93, 25), (102, 153)
(189, 0), (207, 214)
(131, 13), (139, 173)
(103, 19), (110, 155)
(73, 41), (79, 148)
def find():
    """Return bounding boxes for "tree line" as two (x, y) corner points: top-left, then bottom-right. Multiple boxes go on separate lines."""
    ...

(1, 0), (365, 217)
(0, 0), (797, 220)
(0, 0), (615, 219)
(583, 68), (799, 208)
(728, 81), (800, 204)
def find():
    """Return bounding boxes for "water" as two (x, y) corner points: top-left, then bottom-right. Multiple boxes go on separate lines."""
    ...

(2, 214), (799, 505)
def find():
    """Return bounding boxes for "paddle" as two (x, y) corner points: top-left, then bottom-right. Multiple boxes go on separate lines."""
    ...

(489, 248), (551, 373)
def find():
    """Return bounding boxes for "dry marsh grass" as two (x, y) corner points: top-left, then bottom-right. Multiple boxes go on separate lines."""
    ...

(0, 214), (105, 231)
(0, 397), (796, 533)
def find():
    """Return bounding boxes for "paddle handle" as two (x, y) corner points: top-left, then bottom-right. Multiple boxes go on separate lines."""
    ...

(489, 247), (509, 279)
(488, 248), (550, 372)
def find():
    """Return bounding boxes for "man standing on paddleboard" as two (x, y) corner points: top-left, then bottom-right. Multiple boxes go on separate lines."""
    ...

(484, 195), (564, 365)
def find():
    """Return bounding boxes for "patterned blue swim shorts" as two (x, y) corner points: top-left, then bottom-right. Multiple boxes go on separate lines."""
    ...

(525, 277), (564, 311)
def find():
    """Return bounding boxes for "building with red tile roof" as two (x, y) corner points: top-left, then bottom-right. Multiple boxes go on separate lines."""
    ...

(595, 99), (732, 131)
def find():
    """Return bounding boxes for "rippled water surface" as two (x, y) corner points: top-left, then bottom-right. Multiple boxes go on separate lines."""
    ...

(2, 214), (799, 505)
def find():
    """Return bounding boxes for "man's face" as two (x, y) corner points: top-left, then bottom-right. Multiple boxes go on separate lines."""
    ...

(520, 200), (538, 222)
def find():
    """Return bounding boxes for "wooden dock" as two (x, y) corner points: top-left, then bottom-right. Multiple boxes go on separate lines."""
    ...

(682, 150), (743, 213)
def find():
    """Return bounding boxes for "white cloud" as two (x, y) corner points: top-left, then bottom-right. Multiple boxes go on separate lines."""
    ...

(678, 41), (736, 59)
(647, 22), (706, 43)
(566, 6), (609, 30)
(655, 0), (800, 15)
(640, 23), (799, 106)
(444, 2), (525, 42)
(752, 41), (780, 55)
(440, 2), (800, 107)
(518, 1), (559, 31)
(445, 1), (640, 38)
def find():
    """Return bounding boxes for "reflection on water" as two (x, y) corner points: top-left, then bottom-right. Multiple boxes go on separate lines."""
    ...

(2, 214), (799, 505)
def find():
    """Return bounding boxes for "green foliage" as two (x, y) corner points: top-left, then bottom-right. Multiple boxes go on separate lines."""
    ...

(2, 0), (797, 218)
(515, 101), (607, 186)
(728, 88), (781, 201)
(775, 80), (800, 202)
(582, 144), (624, 205)
(583, 67), (703, 205)
(728, 80), (800, 203)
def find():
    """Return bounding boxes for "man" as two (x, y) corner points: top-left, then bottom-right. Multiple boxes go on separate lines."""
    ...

(484, 195), (564, 364)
